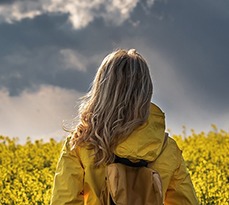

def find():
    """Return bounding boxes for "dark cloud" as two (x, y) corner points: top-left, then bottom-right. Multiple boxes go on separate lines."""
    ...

(0, 0), (229, 110)
(0, 45), (96, 96)
(0, 0), (229, 138)
(0, 14), (98, 95)
(0, 0), (15, 5)
(130, 0), (229, 111)
(0, 13), (134, 95)
(0, 14), (71, 51)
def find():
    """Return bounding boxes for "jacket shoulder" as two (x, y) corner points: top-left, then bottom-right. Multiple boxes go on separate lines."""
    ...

(153, 136), (182, 171)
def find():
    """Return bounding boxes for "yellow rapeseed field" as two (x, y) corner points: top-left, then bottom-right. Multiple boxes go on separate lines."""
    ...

(0, 128), (228, 204)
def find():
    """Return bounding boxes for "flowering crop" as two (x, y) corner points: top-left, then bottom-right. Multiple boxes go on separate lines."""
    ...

(173, 128), (229, 205)
(0, 128), (228, 204)
(0, 136), (63, 204)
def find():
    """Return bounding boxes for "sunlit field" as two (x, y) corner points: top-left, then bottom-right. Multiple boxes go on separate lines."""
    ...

(0, 127), (228, 204)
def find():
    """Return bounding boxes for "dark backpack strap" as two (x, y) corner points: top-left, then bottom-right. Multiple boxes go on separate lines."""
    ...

(114, 155), (148, 167)
(114, 132), (168, 168)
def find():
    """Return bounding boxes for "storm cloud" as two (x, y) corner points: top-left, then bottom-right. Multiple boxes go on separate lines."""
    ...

(0, 0), (228, 142)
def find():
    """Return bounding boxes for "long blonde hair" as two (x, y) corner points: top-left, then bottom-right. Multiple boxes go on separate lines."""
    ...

(71, 49), (153, 166)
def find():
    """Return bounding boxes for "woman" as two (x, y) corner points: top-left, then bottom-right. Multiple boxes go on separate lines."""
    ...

(50, 49), (198, 205)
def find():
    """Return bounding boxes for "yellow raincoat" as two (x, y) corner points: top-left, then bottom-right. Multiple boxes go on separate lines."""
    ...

(50, 103), (199, 205)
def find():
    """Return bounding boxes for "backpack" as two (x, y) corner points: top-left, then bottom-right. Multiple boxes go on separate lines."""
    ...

(100, 133), (168, 205)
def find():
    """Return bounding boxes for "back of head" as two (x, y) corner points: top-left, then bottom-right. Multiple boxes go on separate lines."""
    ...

(72, 49), (153, 166)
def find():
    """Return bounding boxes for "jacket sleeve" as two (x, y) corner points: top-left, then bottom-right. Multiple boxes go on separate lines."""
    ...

(165, 151), (199, 205)
(50, 138), (84, 205)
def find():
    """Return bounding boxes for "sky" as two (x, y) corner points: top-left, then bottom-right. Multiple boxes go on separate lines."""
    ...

(0, 0), (229, 143)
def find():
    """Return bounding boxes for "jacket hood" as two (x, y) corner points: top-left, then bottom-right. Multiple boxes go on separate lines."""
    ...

(114, 103), (165, 162)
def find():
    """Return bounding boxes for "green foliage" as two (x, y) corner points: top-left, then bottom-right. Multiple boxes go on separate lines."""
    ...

(0, 129), (229, 204)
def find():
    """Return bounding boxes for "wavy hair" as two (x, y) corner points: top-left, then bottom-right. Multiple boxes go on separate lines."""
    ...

(71, 49), (153, 166)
